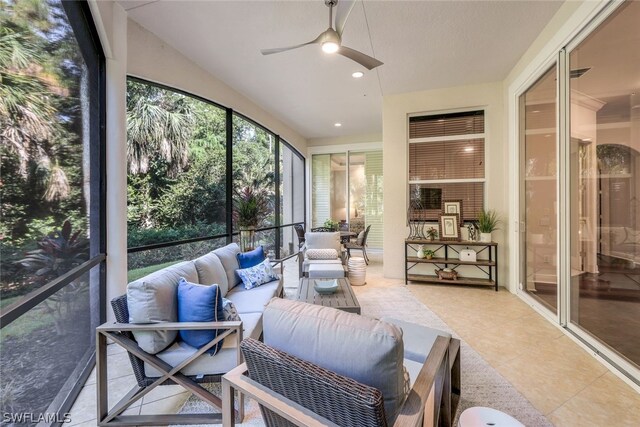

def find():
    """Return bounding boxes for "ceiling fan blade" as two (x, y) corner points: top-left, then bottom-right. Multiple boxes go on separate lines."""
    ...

(261, 35), (322, 56)
(335, 0), (356, 36)
(337, 46), (383, 70)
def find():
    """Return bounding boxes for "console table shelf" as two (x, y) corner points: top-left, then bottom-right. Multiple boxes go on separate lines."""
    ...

(405, 239), (499, 291)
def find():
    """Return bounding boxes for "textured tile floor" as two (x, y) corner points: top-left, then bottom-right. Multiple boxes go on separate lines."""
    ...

(69, 254), (640, 426)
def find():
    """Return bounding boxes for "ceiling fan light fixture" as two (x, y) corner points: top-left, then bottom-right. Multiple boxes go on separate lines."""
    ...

(322, 41), (340, 54)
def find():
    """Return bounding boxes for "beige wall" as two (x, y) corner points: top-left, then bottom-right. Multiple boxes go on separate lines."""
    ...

(382, 82), (506, 282)
(127, 20), (307, 155)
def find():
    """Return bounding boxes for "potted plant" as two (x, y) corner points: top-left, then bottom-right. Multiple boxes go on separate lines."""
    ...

(425, 227), (438, 241)
(423, 249), (435, 260)
(477, 209), (500, 242)
(234, 185), (270, 251)
(323, 218), (339, 231)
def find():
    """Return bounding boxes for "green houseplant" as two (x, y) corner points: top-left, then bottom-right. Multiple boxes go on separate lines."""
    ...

(233, 185), (270, 251)
(323, 218), (339, 231)
(477, 209), (501, 242)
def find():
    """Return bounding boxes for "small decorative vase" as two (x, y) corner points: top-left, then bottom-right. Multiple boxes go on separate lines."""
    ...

(239, 228), (256, 251)
(416, 245), (426, 259)
(480, 232), (492, 243)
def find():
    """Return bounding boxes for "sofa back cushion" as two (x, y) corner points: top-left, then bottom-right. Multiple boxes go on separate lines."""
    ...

(127, 261), (199, 354)
(213, 243), (242, 288)
(194, 251), (229, 296)
(304, 231), (341, 253)
(263, 298), (405, 424)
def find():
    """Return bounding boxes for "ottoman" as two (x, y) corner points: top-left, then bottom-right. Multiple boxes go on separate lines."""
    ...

(308, 262), (345, 278)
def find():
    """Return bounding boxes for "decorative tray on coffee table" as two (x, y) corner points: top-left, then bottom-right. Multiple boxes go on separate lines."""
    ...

(314, 279), (339, 295)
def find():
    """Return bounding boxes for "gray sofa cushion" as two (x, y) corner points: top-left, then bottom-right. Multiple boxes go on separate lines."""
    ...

(382, 317), (451, 364)
(263, 298), (405, 425)
(194, 251), (229, 296)
(144, 312), (262, 377)
(127, 261), (199, 354)
(304, 231), (341, 253)
(213, 243), (241, 289)
(225, 280), (281, 314)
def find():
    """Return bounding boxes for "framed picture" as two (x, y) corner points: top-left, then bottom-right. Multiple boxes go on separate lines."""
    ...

(442, 199), (463, 219)
(439, 213), (461, 241)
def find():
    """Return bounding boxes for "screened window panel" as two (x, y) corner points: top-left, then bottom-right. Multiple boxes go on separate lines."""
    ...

(293, 154), (305, 223)
(409, 139), (485, 180)
(409, 111), (484, 139)
(409, 182), (484, 221)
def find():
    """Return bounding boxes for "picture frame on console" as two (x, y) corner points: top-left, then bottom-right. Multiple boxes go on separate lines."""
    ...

(439, 213), (461, 241)
(442, 199), (463, 219)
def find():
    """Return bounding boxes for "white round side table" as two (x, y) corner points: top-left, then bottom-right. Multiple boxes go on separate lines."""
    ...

(458, 407), (524, 427)
(348, 257), (367, 286)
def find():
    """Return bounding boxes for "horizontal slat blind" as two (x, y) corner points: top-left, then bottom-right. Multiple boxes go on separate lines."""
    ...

(409, 110), (484, 139)
(409, 183), (484, 221)
(408, 110), (485, 222)
(409, 139), (484, 180)
(365, 151), (383, 248)
(312, 154), (330, 228)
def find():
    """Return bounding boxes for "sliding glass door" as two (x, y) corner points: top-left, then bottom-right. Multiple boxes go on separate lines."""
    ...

(311, 150), (383, 248)
(520, 65), (559, 314)
(567, 0), (640, 368)
(519, 0), (640, 378)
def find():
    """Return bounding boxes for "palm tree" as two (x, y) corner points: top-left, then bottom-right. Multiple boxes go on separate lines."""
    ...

(126, 81), (196, 176)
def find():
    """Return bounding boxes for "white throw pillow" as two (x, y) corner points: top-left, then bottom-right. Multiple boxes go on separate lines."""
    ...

(222, 298), (241, 322)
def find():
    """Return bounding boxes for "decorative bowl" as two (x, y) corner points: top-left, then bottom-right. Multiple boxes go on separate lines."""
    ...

(314, 279), (339, 294)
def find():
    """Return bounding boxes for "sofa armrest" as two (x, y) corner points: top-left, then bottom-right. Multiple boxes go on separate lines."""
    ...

(97, 320), (243, 333)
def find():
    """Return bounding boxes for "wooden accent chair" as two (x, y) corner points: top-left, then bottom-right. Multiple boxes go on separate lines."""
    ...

(345, 224), (372, 264)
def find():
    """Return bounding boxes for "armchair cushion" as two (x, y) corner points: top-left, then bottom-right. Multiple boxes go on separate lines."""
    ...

(304, 231), (341, 253)
(236, 246), (265, 269)
(177, 279), (224, 354)
(127, 261), (198, 354)
(305, 248), (339, 260)
(194, 251), (229, 296)
(263, 298), (405, 424)
(356, 230), (366, 246)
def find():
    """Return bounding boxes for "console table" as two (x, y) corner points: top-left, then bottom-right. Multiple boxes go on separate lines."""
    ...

(405, 239), (498, 291)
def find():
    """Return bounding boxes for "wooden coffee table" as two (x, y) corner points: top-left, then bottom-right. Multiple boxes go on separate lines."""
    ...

(297, 277), (361, 314)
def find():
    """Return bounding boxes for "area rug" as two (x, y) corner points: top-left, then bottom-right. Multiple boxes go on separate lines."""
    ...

(174, 284), (551, 426)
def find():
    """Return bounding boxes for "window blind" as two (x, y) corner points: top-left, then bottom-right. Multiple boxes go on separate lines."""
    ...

(312, 154), (330, 227)
(408, 110), (485, 221)
(365, 151), (383, 248)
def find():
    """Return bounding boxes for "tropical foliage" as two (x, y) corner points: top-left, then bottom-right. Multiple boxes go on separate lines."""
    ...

(1, 0), (89, 297)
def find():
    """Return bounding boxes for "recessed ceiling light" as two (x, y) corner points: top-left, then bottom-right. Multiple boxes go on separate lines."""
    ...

(352, 71), (364, 78)
(334, 123), (342, 127)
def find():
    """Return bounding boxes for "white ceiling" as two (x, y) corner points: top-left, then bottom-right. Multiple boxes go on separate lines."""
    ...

(120, 0), (563, 139)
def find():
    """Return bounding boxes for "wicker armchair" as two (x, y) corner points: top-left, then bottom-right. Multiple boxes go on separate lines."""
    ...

(222, 335), (457, 427)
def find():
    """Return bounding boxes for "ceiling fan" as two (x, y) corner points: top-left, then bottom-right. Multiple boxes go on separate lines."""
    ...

(261, 0), (383, 70)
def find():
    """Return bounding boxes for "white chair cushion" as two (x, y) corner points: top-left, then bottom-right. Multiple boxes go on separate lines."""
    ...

(306, 248), (339, 260)
(304, 231), (341, 253)
(382, 317), (451, 364)
(308, 263), (345, 278)
(263, 298), (405, 425)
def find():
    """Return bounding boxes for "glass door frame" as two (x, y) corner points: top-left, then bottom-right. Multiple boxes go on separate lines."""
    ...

(514, 0), (640, 386)
(307, 142), (383, 231)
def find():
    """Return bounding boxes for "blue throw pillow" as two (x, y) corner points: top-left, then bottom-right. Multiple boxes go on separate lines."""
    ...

(236, 246), (265, 269)
(177, 278), (224, 355)
(237, 259), (279, 290)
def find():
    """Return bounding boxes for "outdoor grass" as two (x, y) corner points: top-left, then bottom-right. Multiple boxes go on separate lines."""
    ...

(0, 296), (53, 341)
(127, 260), (180, 282)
